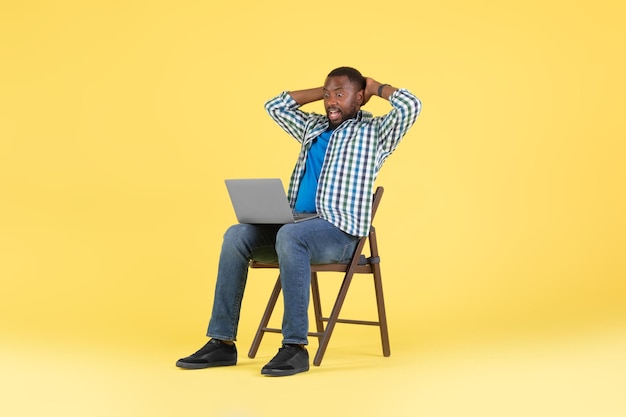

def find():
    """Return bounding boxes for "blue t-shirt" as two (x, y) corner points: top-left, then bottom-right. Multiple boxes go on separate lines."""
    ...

(294, 129), (333, 213)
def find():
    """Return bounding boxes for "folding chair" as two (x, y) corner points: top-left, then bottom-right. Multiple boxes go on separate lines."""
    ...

(247, 186), (390, 366)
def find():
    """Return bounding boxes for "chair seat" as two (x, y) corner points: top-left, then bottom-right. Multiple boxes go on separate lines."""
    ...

(250, 255), (379, 273)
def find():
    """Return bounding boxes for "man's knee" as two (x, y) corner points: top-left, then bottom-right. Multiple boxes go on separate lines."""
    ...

(276, 223), (295, 241)
(222, 224), (255, 247)
(276, 224), (306, 254)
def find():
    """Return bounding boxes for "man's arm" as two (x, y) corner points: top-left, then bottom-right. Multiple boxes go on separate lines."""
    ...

(287, 87), (325, 106)
(363, 77), (399, 104)
(265, 90), (321, 143)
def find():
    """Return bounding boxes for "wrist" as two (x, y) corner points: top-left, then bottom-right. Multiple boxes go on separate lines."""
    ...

(377, 84), (390, 97)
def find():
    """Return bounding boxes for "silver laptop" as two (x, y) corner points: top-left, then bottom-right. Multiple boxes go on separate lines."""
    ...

(225, 178), (319, 224)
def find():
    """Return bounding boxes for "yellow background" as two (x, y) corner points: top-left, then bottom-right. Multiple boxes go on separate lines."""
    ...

(1, 0), (624, 416)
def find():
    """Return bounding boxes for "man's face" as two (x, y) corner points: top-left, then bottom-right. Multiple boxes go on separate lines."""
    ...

(323, 75), (364, 128)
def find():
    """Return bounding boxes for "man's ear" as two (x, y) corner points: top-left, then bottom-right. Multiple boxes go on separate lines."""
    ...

(358, 90), (364, 106)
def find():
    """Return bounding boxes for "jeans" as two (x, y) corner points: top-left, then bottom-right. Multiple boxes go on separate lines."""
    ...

(206, 218), (359, 345)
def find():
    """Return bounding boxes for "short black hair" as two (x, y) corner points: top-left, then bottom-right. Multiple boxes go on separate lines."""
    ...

(327, 66), (366, 90)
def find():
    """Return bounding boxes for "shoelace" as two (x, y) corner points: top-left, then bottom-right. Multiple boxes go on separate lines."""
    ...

(271, 345), (301, 362)
(192, 339), (221, 356)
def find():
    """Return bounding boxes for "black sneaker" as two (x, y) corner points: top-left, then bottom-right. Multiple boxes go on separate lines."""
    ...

(176, 339), (237, 369)
(261, 344), (309, 376)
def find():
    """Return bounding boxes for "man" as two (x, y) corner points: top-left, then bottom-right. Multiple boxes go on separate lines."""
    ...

(176, 67), (421, 376)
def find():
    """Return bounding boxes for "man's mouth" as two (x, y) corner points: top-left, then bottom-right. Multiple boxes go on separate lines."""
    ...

(327, 108), (341, 122)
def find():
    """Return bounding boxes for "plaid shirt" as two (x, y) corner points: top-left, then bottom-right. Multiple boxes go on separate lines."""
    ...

(265, 89), (421, 237)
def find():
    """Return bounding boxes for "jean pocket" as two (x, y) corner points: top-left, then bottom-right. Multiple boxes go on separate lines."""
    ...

(338, 238), (360, 263)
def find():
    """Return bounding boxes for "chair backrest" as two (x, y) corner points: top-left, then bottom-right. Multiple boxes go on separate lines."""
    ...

(345, 186), (383, 269)
(370, 186), (384, 222)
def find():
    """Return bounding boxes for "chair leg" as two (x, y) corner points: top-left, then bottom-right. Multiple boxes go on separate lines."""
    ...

(313, 271), (356, 366)
(367, 229), (390, 356)
(372, 264), (390, 357)
(310, 272), (324, 338)
(248, 276), (282, 359)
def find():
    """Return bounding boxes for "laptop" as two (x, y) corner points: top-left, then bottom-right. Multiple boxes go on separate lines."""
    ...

(225, 178), (319, 224)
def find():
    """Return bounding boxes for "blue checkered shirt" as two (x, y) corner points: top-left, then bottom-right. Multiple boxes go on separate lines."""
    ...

(265, 89), (422, 237)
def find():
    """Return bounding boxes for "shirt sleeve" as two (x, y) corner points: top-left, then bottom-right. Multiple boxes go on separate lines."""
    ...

(375, 89), (422, 168)
(265, 92), (311, 143)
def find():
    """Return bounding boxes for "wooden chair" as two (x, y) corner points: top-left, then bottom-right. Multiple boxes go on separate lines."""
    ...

(247, 186), (390, 366)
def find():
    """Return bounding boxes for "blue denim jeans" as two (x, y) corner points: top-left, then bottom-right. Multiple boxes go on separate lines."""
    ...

(206, 218), (359, 345)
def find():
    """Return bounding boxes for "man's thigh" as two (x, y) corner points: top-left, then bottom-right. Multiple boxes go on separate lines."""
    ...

(276, 219), (359, 264)
(226, 223), (281, 263)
